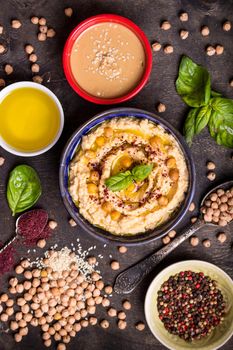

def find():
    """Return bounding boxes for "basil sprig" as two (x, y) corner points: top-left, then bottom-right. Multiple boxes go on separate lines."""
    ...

(7, 165), (42, 216)
(105, 164), (153, 192)
(176, 56), (233, 148)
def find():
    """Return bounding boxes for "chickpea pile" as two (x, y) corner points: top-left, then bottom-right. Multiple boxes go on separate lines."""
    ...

(0, 250), (112, 350)
(201, 187), (233, 226)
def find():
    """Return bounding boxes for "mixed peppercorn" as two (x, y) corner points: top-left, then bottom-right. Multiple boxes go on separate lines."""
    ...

(157, 271), (225, 341)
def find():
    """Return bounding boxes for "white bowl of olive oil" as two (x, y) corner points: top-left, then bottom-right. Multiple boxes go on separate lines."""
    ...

(0, 82), (64, 156)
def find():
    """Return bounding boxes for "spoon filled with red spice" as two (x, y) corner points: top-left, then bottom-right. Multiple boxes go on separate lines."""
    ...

(0, 209), (50, 255)
(114, 180), (233, 294)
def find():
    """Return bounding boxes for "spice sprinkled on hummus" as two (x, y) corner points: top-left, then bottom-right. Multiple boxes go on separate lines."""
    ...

(69, 117), (189, 235)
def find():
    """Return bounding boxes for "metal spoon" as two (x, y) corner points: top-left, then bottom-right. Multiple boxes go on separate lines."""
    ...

(114, 180), (233, 294)
(0, 209), (48, 255)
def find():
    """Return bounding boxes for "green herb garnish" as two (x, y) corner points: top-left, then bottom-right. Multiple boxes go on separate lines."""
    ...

(105, 164), (153, 192)
(7, 165), (42, 216)
(176, 55), (233, 148)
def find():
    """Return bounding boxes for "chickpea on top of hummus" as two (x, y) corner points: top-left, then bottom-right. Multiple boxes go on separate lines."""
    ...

(69, 117), (189, 235)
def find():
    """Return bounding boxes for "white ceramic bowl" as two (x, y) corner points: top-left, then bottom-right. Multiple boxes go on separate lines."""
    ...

(0, 81), (64, 157)
(145, 260), (233, 350)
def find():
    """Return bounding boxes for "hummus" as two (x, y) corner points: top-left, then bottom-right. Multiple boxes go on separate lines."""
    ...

(69, 117), (189, 235)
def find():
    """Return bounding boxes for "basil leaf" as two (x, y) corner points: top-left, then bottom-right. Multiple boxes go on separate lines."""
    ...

(208, 98), (233, 148)
(195, 105), (212, 134)
(132, 164), (153, 181)
(183, 108), (200, 146)
(7, 165), (42, 216)
(105, 171), (133, 192)
(176, 56), (211, 107)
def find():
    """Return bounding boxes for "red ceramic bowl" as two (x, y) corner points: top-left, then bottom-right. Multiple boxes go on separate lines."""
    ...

(63, 14), (153, 104)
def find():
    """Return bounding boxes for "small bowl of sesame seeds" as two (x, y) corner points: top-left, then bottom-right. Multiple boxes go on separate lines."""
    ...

(63, 14), (152, 104)
(145, 260), (233, 350)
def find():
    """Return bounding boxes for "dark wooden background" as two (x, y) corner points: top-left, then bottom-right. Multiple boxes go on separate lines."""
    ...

(0, 0), (233, 349)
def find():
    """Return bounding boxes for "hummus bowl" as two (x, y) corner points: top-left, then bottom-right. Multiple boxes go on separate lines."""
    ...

(60, 108), (195, 244)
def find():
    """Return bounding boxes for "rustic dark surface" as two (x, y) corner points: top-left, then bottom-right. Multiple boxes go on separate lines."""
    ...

(0, 0), (233, 349)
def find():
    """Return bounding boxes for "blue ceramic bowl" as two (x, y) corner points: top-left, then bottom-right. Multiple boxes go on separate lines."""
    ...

(59, 108), (196, 245)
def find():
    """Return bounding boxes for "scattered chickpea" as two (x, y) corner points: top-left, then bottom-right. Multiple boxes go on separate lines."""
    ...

(168, 230), (176, 238)
(217, 232), (227, 243)
(39, 18), (46, 26)
(21, 259), (30, 269)
(162, 235), (170, 245)
(89, 316), (97, 325)
(0, 313), (8, 322)
(190, 236), (199, 246)
(104, 285), (113, 294)
(161, 21), (171, 30)
(100, 319), (109, 329)
(202, 239), (211, 248)
(25, 44), (34, 54)
(207, 171), (216, 181)
(1, 293), (8, 303)
(102, 298), (110, 307)
(118, 311), (126, 320)
(157, 102), (166, 113)
(118, 246), (127, 254)
(31, 63), (40, 73)
(191, 217), (197, 223)
(64, 8), (73, 17)
(31, 17), (39, 24)
(215, 45), (224, 55)
(180, 30), (189, 40)
(0, 25), (3, 34)
(0, 44), (6, 54)
(207, 161), (216, 170)
(38, 33), (47, 41)
(201, 26), (210, 36)
(0, 156), (5, 165)
(47, 28), (56, 38)
(69, 218), (77, 227)
(152, 42), (161, 52)
(179, 12), (188, 22)
(163, 45), (173, 54)
(5, 64), (13, 75)
(29, 53), (38, 62)
(108, 307), (117, 317)
(110, 260), (120, 270)
(37, 239), (46, 248)
(10, 321), (19, 331)
(48, 220), (58, 230)
(32, 75), (43, 84)
(118, 320), (127, 329)
(206, 46), (216, 56)
(44, 339), (52, 347)
(136, 322), (145, 331)
(39, 25), (48, 34)
(223, 21), (231, 31)
(230, 79), (233, 87)
(57, 343), (66, 350)
(14, 333), (22, 342)
(11, 19), (22, 29)
(122, 300), (131, 310)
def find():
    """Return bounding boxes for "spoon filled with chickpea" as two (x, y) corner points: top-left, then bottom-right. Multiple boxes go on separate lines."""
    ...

(114, 180), (233, 294)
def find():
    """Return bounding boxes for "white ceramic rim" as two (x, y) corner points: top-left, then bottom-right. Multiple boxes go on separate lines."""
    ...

(0, 81), (64, 157)
(144, 260), (233, 350)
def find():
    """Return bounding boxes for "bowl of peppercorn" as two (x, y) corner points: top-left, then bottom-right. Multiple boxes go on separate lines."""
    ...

(145, 260), (233, 350)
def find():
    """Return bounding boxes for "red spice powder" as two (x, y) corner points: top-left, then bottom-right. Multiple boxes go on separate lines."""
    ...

(17, 209), (49, 245)
(0, 241), (18, 275)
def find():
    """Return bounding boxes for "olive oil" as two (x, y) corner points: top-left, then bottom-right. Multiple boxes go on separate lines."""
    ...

(0, 87), (60, 152)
